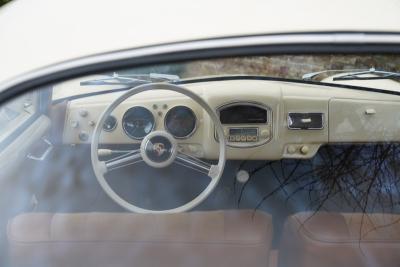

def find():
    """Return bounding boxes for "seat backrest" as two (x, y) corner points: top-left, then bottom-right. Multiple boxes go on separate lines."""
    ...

(8, 210), (272, 267)
(279, 212), (400, 267)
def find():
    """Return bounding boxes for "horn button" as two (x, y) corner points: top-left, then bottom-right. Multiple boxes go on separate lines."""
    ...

(140, 131), (177, 168)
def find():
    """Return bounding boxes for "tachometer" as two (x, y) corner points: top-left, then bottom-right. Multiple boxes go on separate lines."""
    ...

(122, 107), (155, 139)
(164, 106), (197, 138)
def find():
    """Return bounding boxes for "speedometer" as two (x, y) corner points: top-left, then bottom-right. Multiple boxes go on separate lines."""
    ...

(164, 106), (197, 138)
(122, 106), (155, 139)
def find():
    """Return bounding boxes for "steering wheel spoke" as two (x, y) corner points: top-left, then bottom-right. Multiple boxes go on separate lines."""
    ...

(91, 83), (226, 213)
(102, 149), (143, 172)
(175, 152), (218, 179)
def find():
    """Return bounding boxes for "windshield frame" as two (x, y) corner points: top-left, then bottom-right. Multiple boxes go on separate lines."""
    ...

(1, 32), (400, 105)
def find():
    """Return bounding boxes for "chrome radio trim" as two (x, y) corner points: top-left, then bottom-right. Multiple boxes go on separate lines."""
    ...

(227, 127), (259, 142)
(215, 101), (273, 148)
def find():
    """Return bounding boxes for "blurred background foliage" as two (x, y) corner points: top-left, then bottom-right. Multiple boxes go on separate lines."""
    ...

(0, 0), (11, 7)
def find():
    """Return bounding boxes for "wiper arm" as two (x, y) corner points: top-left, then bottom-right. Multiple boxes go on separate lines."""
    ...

(302, 68), (400, 82)
(333, 68), (400, 81)
(302, 68), (368, 81)
(80, 72), (180, 86)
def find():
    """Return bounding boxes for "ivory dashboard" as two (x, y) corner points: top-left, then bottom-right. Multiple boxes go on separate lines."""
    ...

(60, 79), (400, 160)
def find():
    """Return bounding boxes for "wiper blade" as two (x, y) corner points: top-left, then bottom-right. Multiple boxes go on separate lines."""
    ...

(80, 72), (180, 86)
(302, 68), (368, 81)
(302, 68), (400, 82)
(333, 68), (400, 81)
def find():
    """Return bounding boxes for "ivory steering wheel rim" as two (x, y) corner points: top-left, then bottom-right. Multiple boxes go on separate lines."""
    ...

(91, 83), (226, 213)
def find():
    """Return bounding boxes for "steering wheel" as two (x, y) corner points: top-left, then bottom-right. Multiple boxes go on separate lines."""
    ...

(91, 83), (226, 213)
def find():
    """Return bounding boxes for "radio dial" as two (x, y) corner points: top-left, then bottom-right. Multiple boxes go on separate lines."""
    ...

(260, 129), (270, 138)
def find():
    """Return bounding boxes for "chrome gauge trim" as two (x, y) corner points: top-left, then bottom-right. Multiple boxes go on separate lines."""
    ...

(122, 106), (155, 140)
(164, 105), (197, 139)
(102, 115), (118, 132)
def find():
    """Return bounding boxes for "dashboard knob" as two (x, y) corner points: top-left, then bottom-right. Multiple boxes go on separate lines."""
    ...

(70, 120), (79, 128)
(79, 131), (89, 142)
(236, 170), (250, 183)
(223, 128), (229, 136)
(79, 110), (88, 117)
(287, 145), (296, 154)
(260, 129), (270, 138)
(300, 145), (309, 155)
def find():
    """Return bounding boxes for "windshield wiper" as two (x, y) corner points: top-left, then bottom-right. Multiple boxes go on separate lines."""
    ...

(80, 72), (180, 86)
(302, 68), (400, 82)
(332, 68), (400, 81)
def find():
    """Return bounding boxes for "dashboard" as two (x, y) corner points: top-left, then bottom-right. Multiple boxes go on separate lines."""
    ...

(60, 79), (400, 160)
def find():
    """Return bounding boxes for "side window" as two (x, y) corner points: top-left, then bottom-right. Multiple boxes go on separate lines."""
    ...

(0, 91), (39, 143)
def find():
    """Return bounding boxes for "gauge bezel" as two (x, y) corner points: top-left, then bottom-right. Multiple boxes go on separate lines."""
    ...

(164, 105), (197, 139)
(102, 115), (118, 132)
(122, 106), (155, 140)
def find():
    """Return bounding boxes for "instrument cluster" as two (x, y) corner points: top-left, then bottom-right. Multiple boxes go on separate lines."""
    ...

(114, 105), (197, 140)
(122, 106), (155, 139)
(164, 106), (197, 139)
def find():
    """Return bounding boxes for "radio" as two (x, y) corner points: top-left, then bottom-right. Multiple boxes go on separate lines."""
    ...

(215, 125), (272, 147)
(228, 128), (259, 142)
(215, 102), (273, 147)
(218, 126), (271, 147)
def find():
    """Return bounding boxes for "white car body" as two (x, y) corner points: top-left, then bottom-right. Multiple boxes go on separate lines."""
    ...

(1, 2), (400, 266)
(0, 0), (400, 89)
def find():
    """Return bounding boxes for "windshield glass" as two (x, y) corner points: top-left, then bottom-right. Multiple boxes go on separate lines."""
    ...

(2, 54), (400, 267)
(53, 54), (400, 101)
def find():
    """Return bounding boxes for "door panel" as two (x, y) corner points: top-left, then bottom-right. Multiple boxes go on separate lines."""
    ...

(0, 115), (51, 178)
(0, 90), (52, 179)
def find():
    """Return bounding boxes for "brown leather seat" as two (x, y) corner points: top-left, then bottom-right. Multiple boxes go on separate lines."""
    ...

(7, 210), (273, 267)
(279, 212), (400, 267)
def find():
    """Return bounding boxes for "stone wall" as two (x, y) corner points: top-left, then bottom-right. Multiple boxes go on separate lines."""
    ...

(181, 55), (400, 80)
